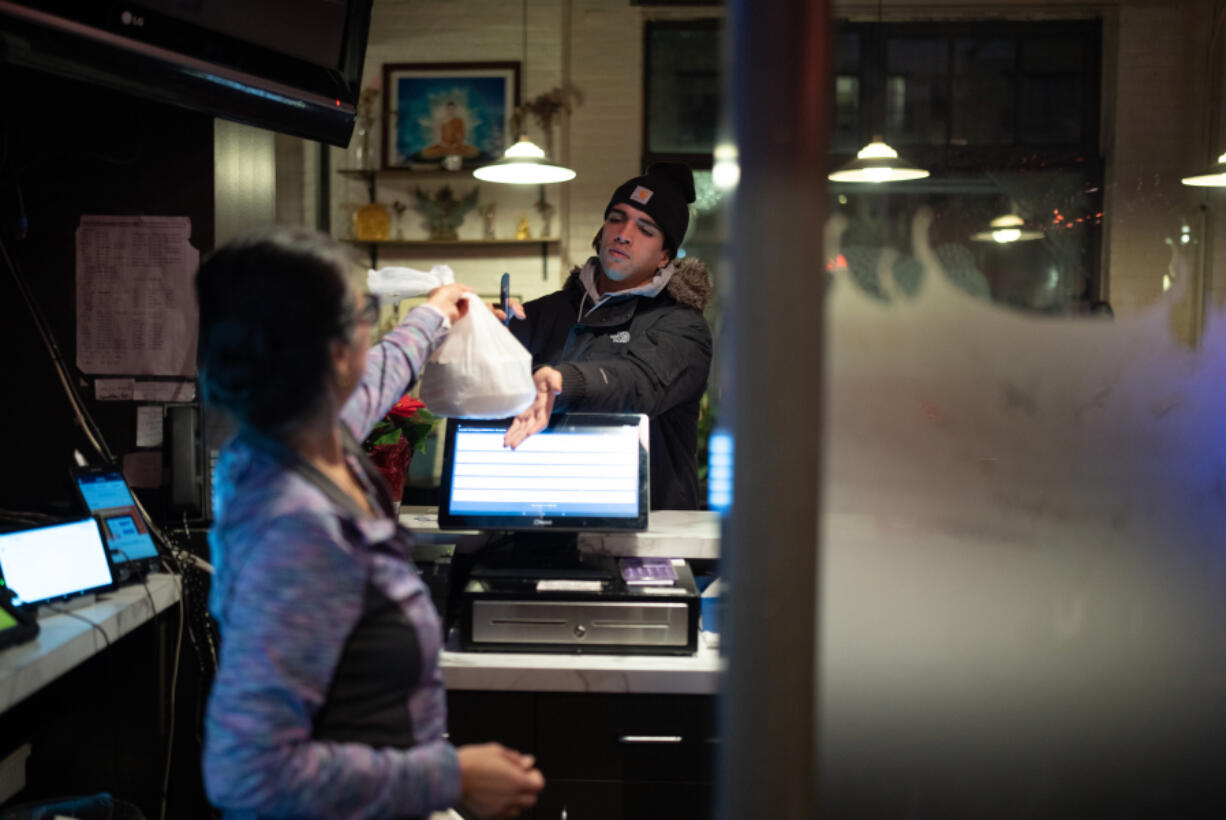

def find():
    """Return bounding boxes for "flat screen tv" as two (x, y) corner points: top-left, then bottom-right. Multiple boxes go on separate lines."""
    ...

(0, 0), (372, 146)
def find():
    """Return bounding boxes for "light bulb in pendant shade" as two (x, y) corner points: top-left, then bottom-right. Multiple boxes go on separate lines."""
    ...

(472, 136), (576, 184)
(828, 137), (929, 184)
(971, 213), (1044, 244)
(1181, 152), (1226, 187)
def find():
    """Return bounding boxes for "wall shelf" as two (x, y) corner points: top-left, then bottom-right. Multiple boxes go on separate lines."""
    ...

(343, 237), (559, 276)
(336, 168), (559, 278)
(343, 238), (559, 247)
(337, 167), (486, 185)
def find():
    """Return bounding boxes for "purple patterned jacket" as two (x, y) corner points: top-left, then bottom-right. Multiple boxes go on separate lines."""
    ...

(203, 307), (459, 819)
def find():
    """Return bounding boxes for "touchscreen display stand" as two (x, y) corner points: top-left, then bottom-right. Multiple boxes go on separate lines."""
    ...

(70, 466), (162, 581)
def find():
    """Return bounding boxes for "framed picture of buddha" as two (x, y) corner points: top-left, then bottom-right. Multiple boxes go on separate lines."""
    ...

(382, 62), (520, 169)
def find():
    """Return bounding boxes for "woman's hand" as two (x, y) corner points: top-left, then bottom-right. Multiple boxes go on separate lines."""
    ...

(456, 743), (545, 819)
(426, 283), (473, 324)
(503, 366), (562, 449)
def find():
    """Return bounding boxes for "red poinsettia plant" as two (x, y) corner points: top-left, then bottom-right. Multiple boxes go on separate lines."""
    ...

(364, 395), (439, 504)
(365, 395), (439, 452)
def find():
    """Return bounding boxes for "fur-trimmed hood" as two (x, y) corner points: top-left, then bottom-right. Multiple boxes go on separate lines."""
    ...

(565, 257), (712, 312)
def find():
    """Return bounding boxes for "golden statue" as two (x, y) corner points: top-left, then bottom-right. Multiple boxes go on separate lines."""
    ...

(516, 214), (531, 240)
(354, 202), (390, 241)
(421, 101), (480, 159)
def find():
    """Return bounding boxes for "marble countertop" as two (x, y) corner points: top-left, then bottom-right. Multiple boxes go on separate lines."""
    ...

(401, 508), (721, 560)
(0, 573), (181, 715)
(440, 631), (722, 695)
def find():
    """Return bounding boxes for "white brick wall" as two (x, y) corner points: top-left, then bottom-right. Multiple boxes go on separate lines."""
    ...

(327, 0), (571, 301)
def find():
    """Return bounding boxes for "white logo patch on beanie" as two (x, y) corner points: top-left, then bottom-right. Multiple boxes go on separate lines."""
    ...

(630, 185), (654, 205)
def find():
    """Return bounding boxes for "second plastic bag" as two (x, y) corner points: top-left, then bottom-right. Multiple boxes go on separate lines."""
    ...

(418, 293), (536, 419)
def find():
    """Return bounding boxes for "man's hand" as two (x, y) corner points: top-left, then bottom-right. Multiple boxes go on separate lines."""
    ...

(456, 742), (545, 819)
(491, 297), (525, 324)
(504, 366), (562, 449)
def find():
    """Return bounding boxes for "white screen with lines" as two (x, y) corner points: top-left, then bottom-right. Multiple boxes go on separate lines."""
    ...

(446, 421), (642, 518)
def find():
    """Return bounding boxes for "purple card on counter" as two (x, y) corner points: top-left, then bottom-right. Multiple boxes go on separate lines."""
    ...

(619, 557), (678, 585)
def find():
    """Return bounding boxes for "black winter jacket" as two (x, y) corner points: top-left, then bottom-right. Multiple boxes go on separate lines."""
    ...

(511, 258), (713, 510)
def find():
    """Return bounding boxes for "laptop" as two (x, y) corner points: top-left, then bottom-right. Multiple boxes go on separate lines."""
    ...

(0, 518), (115, 610)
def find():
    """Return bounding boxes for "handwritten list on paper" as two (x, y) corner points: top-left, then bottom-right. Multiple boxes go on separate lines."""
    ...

(76, 216), (199, 376)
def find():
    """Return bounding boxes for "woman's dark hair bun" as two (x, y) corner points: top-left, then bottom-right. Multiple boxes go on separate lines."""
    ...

(196, 228), (357, 433)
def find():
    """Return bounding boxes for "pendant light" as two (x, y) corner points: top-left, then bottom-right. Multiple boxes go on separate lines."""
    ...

(828, 136), (929, 183)
(1182, 6), (1226, 187)
(474, 136), (575, 184)
(1181, 152), (1226, 187)
(971, 213), (1044, 244)
(828, 1), (929, 184)
(473, 0), (575, 185)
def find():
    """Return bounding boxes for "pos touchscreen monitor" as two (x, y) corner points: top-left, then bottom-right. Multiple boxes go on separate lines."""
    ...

(437, 413), (650, 532)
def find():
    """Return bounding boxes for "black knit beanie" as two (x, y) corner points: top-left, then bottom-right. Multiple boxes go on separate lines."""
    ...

(603, 162), (696, 254)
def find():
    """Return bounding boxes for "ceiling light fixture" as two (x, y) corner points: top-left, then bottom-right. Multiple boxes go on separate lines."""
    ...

(971, 213), (1044, 244)
(829, 1), (929, 185)
(1181, 152), (1226, 187)
(473, 0), (575, 186)
(474, 136), (576, 184)
(828, 136), (929, 184)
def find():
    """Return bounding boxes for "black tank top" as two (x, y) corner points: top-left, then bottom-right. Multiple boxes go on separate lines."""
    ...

(312, 580), (422, 747)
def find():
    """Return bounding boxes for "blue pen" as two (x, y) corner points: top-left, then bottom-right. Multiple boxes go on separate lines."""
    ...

(500, 272), (512, 326)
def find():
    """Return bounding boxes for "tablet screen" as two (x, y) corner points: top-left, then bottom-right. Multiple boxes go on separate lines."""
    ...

(74, 470), (159, 563)
(0, 519), (114, 607)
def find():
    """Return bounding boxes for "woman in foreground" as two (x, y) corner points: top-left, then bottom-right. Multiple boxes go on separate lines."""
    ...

(197, 228), (543, 819)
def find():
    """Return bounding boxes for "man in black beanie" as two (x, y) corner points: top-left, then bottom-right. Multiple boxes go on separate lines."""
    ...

(502, 162), (712, 510)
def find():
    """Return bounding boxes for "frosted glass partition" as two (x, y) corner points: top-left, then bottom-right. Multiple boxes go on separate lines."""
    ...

(818, 211), (1226, 814)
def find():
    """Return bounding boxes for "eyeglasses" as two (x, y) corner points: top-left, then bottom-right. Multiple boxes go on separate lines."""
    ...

(356, 292), (379, 326)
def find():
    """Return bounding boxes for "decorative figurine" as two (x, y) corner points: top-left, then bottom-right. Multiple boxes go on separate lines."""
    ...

(391, 200), (408, 240)
(481, 203), (497, 239)
(535, 199), (556, 239)
(516, 214), (531, 240)
(354, 202), (390, 241)
(412, 185), (479, 240)
(350, 87), (380, 170)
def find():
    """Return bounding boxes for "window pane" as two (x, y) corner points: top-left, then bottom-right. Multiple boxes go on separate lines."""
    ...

(835, 31), (860, 74)
(885, 37), (949, 146)
(834, 76), (861, 153)
(1020, 76), (1084, 144)
(1022, 35), (1084, 72)
(831, 167), (1100, 312)
(951, 37), (1016, 145)
(646, 23), (722, 155)
(832, 31), (862, 153)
